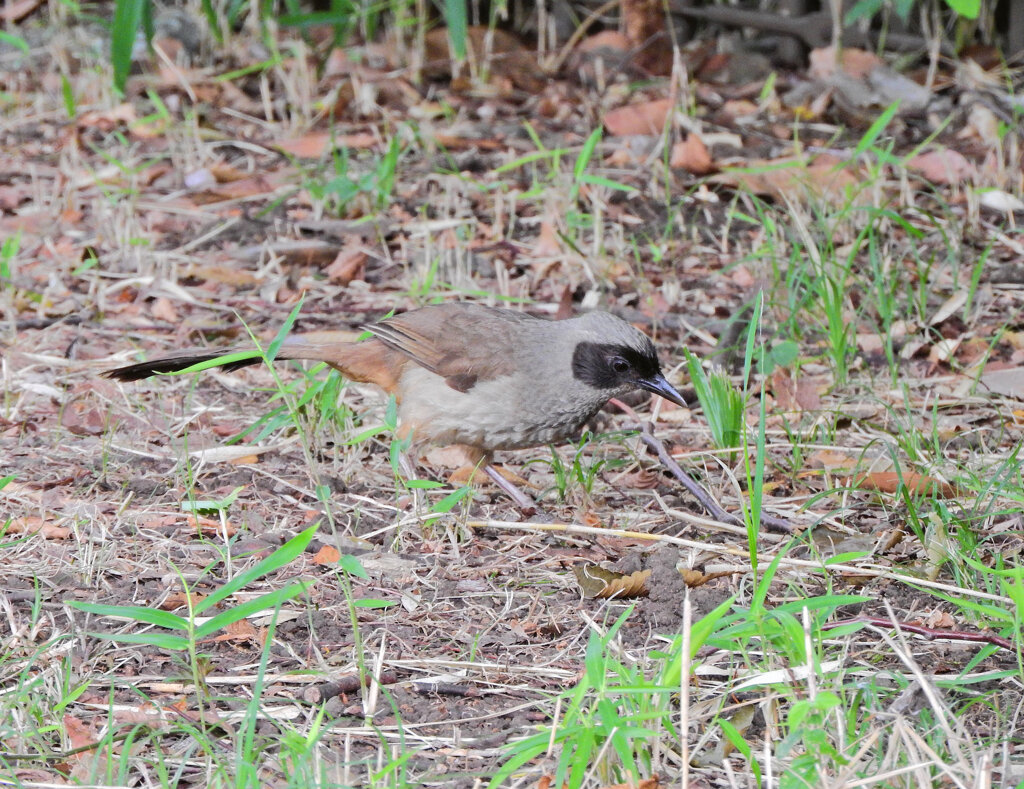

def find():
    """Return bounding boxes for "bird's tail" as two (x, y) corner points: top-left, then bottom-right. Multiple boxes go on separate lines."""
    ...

(104, 349), (264, 381)
(105, 331), (361, 382)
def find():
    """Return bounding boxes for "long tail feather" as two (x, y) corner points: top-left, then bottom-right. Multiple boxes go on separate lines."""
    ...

(105, 350), (263, 381)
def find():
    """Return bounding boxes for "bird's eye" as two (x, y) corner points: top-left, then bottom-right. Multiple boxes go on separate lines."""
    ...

(610, 357), (630, 374)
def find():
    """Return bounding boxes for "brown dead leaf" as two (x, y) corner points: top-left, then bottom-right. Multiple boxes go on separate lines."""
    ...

(433, 134), (506, 151)
(806, 448), (858, 473)
(614, 469), (662, 489)
(851, 471), (959, 498)
(1, 0), (41, 22)
(6, 517), (72, 539)
(721, 99), (760, 119)
(276, 132), (379, 158)
(63, 714), (107, 782)
(61, 400), (107, 436)
(313, 545), (342, 565)
(192, 174), (281, 203)
(424, 26), (546, 93)
(770, 369), (824, 412)
(808, 46), (883, 80)
(113, 703), (175, 728)
(577, 30), (630, 55)
(711, 154), (860, 206)
(670, 133), (713, 174)
(0, 184), (32, 210)
(924, 610), (957, 629)
(573, 563), (651, 599)
(325, 243), (367, 285)
(907, 149), (975, 185)
(604, 98), (672, 136)
(214, 618), (260, 643)
(533, 220), (562, 257)
(160, 591), (208, 611)
(150, 296), (180, 324)
(183, 263), (259, 287)
(186, 514), (236, 536)
(979, 365), (1024, 397)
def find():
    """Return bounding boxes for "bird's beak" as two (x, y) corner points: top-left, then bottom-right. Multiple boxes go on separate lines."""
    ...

(638, 373), (687, 407)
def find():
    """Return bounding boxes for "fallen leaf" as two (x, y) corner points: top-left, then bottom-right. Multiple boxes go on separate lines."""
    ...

(150, 296), (180, 324)
(979, 365), (1024, 397)
(185, 514), (236, 536)
(6, 517), (72, 539)
(325, 244), (367, 285)
(604, 98), (672, 136)
(313, 545), (341, 565)
(808, 46), (883, 80)
(924, 610), (956, 629)
(851, 470), (959, 498)
(276, 132), (379, 158)
(533, 220), (562, 257)
(806, 449), (858, 473)
(669, 133), (713, 174)
(61, 400), (107, 436)
(214, 618), (260, 643)
(160, 591), (207, 611)
(573, 563), (651, 599)
(711, 154), (860, 205)
(1, 0), (41, 23)
(907, 149), (975, 185)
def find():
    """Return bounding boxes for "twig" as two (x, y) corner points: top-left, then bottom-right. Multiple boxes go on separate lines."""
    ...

(825, 617), (1013, 652)
(628, 418), (794, 534)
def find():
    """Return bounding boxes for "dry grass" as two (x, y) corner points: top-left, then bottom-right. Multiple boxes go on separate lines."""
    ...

(2, 5), (1024, 788)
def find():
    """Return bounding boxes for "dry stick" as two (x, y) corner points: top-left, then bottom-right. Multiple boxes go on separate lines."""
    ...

(824, 617), (1013, 652)
(633, 421), (794, 535)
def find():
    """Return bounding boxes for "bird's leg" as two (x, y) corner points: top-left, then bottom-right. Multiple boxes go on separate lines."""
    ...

(435, 444), (539, 515)
(483, 464), (538, 515)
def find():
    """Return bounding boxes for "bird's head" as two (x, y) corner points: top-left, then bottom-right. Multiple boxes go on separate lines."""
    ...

(570, 314), (686, 407)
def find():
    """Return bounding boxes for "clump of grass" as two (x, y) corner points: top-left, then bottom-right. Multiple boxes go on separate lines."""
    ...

(684, 348), (744, 459)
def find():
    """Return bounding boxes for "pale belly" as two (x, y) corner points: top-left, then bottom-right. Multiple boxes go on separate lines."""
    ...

(394, 367), (608, 452)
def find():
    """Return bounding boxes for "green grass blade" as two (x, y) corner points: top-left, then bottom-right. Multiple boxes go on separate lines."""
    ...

(111, 0), (146, 95)
(195, 581), (314, 638)
(194, 523), (319, 613)
(66, 602), (188, 631)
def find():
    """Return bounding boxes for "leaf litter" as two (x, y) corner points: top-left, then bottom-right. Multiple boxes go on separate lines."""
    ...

(1, 8), (1023, 786)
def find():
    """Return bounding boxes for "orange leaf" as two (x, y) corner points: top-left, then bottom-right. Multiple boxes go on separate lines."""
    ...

(314, 545), (341, 565)
(669, 133), (713, 174)
(604, 98), (672, 136)
(6, 517), (72, 539)
(852, 471), (959, 498)
(214, 619), (259, 642)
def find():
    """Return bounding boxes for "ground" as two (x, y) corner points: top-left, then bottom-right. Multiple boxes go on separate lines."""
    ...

(2, 6), (1024, 788)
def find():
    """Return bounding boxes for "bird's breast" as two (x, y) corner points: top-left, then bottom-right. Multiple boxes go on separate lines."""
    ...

(394, 366), (609, 452)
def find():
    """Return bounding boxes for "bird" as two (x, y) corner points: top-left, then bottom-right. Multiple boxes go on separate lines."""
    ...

(105, 302), (686, 510)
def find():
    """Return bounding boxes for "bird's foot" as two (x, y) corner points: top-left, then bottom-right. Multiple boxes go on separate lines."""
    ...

(483, 464), (539, 516)
(447, 464), (539, 515)
(448, 463), (531, 488)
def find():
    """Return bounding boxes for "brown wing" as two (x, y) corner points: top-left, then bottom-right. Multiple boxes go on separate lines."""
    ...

(366, 303), (535, 393)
